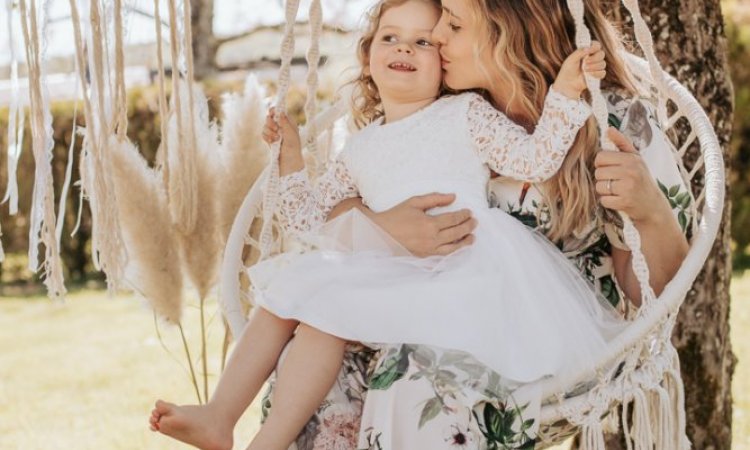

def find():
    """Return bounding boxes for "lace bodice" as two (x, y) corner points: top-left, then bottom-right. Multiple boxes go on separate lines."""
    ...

(277, 90), (590, 237)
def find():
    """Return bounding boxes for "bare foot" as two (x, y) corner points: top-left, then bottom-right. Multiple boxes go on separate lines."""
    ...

(150, 399), (233, 450)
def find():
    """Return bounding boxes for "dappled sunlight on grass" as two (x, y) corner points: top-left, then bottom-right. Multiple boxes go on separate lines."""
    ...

(0, 290), (260, 450)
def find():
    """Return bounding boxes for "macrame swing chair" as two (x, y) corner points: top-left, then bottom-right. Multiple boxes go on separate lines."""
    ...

(218, 0), (725, 448)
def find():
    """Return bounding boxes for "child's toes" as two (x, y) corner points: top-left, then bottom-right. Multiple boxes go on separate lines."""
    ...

(154, 399), (175, 415)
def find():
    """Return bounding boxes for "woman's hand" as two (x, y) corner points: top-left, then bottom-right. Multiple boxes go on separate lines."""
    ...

(262, 108), (304, 176)
(327, 193), (477, 257)
(595, 127), (689, 303)
(594, 128), (670, 223)
(552, 41), (607, 100)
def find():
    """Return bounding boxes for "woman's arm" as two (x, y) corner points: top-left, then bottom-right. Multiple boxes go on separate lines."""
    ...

(327, 194), (477, 257)
(596, 128), (689, 305)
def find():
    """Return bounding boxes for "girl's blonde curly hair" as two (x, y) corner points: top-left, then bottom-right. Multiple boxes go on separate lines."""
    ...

(349, 0), (442, 129)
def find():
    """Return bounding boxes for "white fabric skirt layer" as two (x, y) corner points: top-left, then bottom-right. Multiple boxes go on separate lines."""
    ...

(248, 208), (626, 384)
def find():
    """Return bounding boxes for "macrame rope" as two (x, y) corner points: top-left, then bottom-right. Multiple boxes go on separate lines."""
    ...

(56, 81), (80, 245)
(258, 0), (302, 259)
(68, 0), (128, 293)
(152, 0), (171, 189)
(113, 0), (127, 140)
(566, 0), (656, 312)
(3, 0), (24, 217)
(303, 0), (323, 176)
(18, 0), (66, 299)
(166, 0), (198, 234)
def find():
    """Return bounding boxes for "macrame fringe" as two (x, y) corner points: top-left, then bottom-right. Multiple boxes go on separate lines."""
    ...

(165, 0), (199, 235)
(68, 0), (129, 294)
(3, 0), (24, 216)
(18, 0), (67, 300)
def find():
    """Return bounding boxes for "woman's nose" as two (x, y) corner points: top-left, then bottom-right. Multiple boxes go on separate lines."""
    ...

(432, 22), (447, 45)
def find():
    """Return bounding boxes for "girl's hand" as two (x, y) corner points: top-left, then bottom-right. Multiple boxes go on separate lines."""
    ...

(552, 41), (607, 100)
(594, 127), (672, 224)
(262, 108), (302, 154)
(263, 108), (304, 175)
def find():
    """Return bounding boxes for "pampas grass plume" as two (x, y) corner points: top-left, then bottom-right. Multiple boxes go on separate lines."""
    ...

(175, 83), (223, 300)
(110, 137), (184, 323)
(217, 75), (269, 243)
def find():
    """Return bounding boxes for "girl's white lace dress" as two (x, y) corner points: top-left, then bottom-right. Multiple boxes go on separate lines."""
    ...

(249, 91), (625, 384)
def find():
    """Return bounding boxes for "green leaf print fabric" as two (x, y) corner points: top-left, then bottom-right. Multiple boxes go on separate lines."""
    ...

(261, 90), (694, 449)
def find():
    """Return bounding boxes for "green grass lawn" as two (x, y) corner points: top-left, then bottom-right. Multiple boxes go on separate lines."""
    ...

(0, 289), (261, 450)
(0, 272), (748, 449)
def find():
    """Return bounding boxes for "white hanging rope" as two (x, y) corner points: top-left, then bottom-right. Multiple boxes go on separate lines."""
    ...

(113, 0), (127, 139)
(152, 0), (170, 188)
(18, 0), (66, 299)
(303, 0), (323, 176)
(3, 0), (24, 217)
(68, 0), (128, 293)
(165, 0), (198, 234)
(566, 0), (656, 310)
(258, 0), (302, 260)
(56, 82), (80, 245)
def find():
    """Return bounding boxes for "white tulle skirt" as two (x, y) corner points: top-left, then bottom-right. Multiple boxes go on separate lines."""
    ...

(248, 208), (626, 384)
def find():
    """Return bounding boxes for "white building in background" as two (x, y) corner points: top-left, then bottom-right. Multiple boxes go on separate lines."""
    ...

(0, 0), (372, 104)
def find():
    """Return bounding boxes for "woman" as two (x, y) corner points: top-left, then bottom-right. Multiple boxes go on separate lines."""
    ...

(261, 0), (691, 447)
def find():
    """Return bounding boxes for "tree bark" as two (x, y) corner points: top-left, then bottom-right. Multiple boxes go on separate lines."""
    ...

(190, 0), (217, 80)
(597, 1), (736, 448)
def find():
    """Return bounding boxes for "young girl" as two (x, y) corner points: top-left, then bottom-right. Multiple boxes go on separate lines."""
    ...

(149, 0), (620, 449)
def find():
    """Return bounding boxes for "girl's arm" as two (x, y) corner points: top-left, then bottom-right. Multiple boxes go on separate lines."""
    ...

(468, 90), (591, 182)
(263, 112), (359, 236)
(469, 44), (605, 182)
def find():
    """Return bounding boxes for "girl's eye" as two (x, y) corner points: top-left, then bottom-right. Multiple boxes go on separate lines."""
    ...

(449, 22), (461, 32)
(381, 34), (397, 43)
(416, 39), (433, 47)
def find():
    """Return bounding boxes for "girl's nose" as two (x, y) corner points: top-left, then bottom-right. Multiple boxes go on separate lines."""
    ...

(395, 43), (413, 54)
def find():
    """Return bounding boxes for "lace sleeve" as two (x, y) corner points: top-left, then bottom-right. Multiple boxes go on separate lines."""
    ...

(468, 89), (591, 182)
(278, 158), (359, 237)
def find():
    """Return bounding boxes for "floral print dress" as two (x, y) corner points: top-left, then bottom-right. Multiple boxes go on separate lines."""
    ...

(260, 91), (693, 450)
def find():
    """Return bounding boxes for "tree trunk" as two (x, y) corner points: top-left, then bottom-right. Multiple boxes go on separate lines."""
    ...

(595, 1), (736, 449)
(190, 0), (217, 80)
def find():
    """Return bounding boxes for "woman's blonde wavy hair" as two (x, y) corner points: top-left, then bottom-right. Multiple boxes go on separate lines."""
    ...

(350, 0), (441, 128)
(466, 0), (638, 242)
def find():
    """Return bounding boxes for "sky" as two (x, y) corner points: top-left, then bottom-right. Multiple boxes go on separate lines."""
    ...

(0, 0), (375, 67)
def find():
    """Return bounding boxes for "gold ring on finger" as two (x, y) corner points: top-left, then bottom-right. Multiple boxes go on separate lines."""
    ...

(607, 179), (614, 195)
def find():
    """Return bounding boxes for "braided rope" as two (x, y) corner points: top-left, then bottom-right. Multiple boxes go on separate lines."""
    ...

(113, 0), (127, 140)
(1, 0), (24, 261)
(18, 0), (66, 298)
(258, 0), (302, 259)
(303, 0), (323, 176)
(165, 0), (198, 234)
(68, 0), (128, 293)
(567, 0), (656, 314)
(152, 0), (170, 189)
(3, 0), (23, 216)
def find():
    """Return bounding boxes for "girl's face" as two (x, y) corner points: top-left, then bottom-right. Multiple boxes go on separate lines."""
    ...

(432, 0), (493, 91)
(367, 0), (443, 104)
